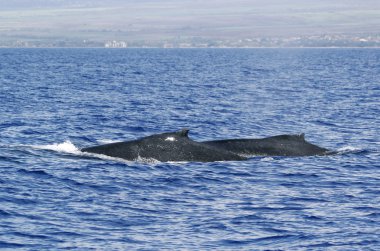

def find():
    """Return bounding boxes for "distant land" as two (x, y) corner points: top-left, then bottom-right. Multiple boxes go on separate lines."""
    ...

(1, 0), (379, 48)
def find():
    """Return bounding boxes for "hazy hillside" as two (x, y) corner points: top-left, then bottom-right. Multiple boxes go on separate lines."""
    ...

(1, 0), (379, 46)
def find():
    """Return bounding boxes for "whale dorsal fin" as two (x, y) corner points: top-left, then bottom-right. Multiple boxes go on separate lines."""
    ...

(299, 133), (305, 140)
(177, 128), (189, 137)
(271, 134), (305, 141)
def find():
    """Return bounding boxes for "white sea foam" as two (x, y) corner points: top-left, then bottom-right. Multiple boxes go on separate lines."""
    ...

(337, 146), (362, 154)
(32, 141), (161, 164)
(261, 157), (274, 162)
(33, 141), (81, 154)
(98, 139), (119, 144)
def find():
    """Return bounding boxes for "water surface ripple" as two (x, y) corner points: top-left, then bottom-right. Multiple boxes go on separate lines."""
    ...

(0, 48), (379, 250)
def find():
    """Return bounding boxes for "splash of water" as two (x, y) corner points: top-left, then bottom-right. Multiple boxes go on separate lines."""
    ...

(33, 141), (81, 154)
(337, 146), (363, 154)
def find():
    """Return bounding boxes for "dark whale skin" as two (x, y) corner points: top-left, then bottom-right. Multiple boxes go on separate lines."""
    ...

(82, 129), (246, 162)
(203, 134), (330, 157)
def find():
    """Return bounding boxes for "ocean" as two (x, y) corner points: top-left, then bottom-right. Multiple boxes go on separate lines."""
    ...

(0, 48), (379, 250)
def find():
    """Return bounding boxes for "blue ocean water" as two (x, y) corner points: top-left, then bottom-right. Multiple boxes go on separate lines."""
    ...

(0, 48), (379, 250)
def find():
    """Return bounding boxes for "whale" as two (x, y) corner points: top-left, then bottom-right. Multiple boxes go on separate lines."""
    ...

(202, 134), (330, 157)
(81, 129), (246, 162)
(82, 129), (331, 162)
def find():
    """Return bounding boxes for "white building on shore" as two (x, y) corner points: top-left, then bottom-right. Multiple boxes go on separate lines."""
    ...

(104, 41), (128, 48)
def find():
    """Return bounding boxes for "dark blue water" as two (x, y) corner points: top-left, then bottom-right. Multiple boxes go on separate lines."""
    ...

(0, 48), (379, 250)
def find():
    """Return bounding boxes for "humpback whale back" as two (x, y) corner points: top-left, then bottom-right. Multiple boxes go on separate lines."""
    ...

(203, 133), (329, 157)
(82, 129), (246, 162)
(82, 129), (331, 162)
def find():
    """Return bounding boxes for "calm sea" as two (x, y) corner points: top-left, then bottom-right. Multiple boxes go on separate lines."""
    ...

(0, 48), (379, 250)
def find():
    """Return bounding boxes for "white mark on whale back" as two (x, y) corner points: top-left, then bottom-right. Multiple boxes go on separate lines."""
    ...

(135, 155), (160, 164)
(165, 137), (176, 142)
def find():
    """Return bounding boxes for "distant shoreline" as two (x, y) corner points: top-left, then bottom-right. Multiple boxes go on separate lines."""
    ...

(1, 46), (379, 49)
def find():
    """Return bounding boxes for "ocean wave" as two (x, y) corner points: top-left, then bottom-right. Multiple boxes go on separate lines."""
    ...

(30, 141), (160, 164)
(336, 146), (365, 154)
(261, 157), (275, 162)
(1, 48), (379, 250)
